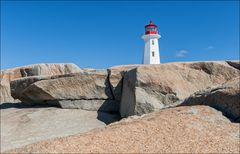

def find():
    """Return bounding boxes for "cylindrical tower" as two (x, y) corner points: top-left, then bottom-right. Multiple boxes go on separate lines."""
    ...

(142, 21), (161, 64)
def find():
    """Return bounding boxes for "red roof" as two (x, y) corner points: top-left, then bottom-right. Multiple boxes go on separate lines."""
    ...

(145, 20), (157, 28)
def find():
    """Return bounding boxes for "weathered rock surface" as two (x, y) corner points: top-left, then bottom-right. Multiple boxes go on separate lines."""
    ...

(0, 63), (81, 103)
(180, 77), (240, 122)
(0, 78), (15, 103)
(1, 60), (240, 153)
(10, 70), (120, 111)
(1, 63), (81, 81)
(120, 61), (240, 117)
(0, 105), (120, 152)
(54, 100), (119, 112)
(11, 70), (112, 101)
(10, 75), (53, 102)
(7, 106), (240, 153)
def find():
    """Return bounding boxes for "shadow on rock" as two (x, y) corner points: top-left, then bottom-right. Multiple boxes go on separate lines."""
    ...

(97, 111), (121, 125)
(95, 71), (122, 125)
(0, 102), (57, 109)
(97, 100), (121, 125)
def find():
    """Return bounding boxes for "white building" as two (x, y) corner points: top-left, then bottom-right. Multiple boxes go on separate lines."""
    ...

(142, 21), (161, 64)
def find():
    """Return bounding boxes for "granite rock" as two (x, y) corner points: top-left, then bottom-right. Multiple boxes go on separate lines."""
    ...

(8, 106), (240, 153)
(120, 61), (240, 117)
(1, 63), (81, 103)
(180, 77), (240, 122)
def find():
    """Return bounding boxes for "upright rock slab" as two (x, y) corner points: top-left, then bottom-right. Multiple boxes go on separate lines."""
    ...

(120, 61), (240, 117)
(108, 65), (139, 101)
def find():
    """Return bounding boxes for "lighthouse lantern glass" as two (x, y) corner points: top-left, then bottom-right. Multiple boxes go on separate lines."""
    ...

(146, 26), (156, 31)
(145, 26), (157, 34)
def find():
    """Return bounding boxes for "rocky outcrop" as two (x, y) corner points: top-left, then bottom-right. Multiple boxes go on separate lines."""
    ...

(2, 60), (240, 153)
(11, 70), (112, 101)
(7, 106), (240, 153)
(10, 70), (120, 112)
(180, 77), (240, 122)
(0, 63), (81, 103)
(3, 61), (240, 115)
(120, 61), (240, 117)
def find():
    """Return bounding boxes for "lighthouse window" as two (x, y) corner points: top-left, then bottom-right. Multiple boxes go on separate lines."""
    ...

(146, 26), (156, 32)
(152, 51), (155, 57)
(152, 40), (154, 45)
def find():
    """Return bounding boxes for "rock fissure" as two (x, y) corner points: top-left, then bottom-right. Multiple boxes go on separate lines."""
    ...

(107, 69), (115, 100)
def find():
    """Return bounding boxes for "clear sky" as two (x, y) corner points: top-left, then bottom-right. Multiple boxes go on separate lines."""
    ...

(1, 1), (239, 69)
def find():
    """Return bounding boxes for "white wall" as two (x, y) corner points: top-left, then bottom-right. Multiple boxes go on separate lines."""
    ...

(142, 34), (161, 64)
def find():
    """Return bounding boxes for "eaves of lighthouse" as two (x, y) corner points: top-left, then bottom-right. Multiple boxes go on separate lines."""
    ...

(142, 21), (161, 64)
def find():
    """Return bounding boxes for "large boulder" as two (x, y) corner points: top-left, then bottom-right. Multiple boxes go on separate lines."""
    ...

(0, 63), (81, 103)
(11, 70), (112, 101)
(10, 70), (120, 112)
(7, 106), (240, 153)
(120, 61), (240, 117)
(180, 77), (240, 122)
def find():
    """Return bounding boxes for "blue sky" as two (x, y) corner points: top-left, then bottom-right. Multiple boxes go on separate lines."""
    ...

(1, 1), (239, 69)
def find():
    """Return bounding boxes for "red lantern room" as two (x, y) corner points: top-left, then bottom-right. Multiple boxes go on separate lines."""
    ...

(145, 20), (158, 35)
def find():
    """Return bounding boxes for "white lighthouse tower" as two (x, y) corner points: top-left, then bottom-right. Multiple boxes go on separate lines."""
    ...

(142, 21), (161, 64)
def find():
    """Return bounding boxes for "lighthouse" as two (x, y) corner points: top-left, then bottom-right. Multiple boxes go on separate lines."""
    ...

(142, 21), (161, 64)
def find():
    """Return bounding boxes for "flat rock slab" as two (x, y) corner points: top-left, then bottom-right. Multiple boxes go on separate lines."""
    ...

(8, 106), (240, 153)
(0, 105), (120, 152)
